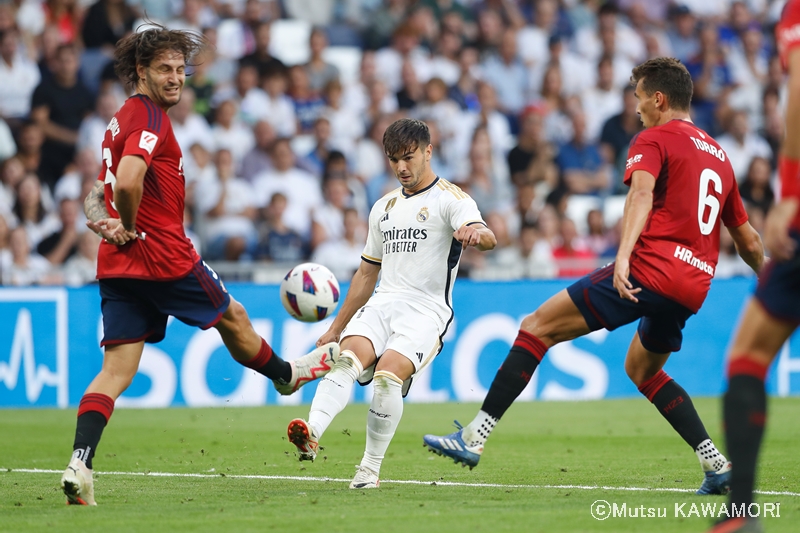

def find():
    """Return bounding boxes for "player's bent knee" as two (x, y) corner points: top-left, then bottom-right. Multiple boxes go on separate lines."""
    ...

(373, 370), (403, 387)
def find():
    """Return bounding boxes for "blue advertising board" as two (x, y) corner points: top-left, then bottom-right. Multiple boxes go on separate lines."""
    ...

(1, 279), (799, 408)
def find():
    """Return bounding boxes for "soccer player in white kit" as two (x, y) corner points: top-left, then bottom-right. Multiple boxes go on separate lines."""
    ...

(286, 118), (497, 488)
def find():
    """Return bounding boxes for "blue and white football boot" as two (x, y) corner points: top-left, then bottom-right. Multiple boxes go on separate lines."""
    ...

(696, 462), (732, 495)
(422, 421), (483, 470)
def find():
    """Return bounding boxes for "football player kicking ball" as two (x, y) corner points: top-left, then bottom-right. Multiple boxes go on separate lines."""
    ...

(424, 58), (764, 495)
(709, 2), (800, 532)
(285, 118), (496, 488)
(60, 25), (338, 506)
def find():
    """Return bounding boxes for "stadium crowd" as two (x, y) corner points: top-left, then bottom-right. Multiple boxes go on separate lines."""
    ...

(0, 0), (787, 286)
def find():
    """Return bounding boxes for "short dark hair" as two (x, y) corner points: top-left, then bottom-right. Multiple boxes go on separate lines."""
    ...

(630, 57), (693, 111)
(382, 118), (430, 157)
(114, 23), (207, 88)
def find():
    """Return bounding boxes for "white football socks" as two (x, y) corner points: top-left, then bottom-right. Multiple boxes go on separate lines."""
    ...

(307, 350), (363, 440)
(696, 439), (729, 473)
(463, 410), (498, 449)
(360, 370), (404, 475)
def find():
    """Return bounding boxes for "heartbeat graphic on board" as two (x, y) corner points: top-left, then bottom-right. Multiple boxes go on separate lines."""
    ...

(0, 308), (60, 402)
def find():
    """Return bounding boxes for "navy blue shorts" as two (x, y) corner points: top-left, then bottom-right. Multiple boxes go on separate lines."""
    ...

(99, 260), (230, 346)
(755, 232), (800, 324)
(566, 263), (695, 353)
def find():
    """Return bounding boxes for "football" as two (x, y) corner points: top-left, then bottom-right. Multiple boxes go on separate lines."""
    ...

(279, 263), (341, 322)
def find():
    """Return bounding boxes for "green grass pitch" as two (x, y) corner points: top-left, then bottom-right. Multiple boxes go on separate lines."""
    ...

(1, 398), (798, 533)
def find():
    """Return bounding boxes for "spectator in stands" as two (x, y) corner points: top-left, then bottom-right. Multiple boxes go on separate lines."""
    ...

(239, 120), (275, 182)
(342, 50), (394, 118)
(535, 63), (573, 145)
(759, 85), (782, 167)
(552, 217), (597, 278)
(727, 21), (768, 122)
(260, 68), (298, 137)
(0, 28), (41, 132)
(575, 2), (645, 66)
(322, 150), (368, 216)
(195, 148), (258, 261)
(44, 0), (80, 45)
(460, 126), (512, 216)
(81, 0), (136, 51)
(481, 28), (527, 127)
(299, 116), (334, 177)
(363, 0), (409, 50)
(582, 55), (623, 142)
(76, 90), (120, 164)
(253, 137), (323, 240)
(185, 47), (216, 123)
(599, 85), (643, 193)
(0, 212), (10, 276)
(428, 28), (461, 86)
(685, 23), (733, 135)
(583, 208), (612, 256)
(375, 22), (431, 94)
(61, 230), (100, 286)
(239, 21), (286, 80)
(15, 121), (45, 176)
(256, 191), (308, 263)
(0, 117), (16, 162)
(507, 108), (558, 206)
(415, 77), (462, 166)
(13, 173), (59, 248)
(311, 206), (367, 281)
(53, 147), (98, 205)
(288, 64), (326, 133)
(716, 109), (772, 182)
(396, 58), (424, 110)
(215, 0), (273, 60)
(556, 110), (611, 195)
(531, 34), (593, 99)
(321, 78), (363, 157)
(37, 197), (81, 265)
(304, 27), (339, 92)
(0, 157), (25, 216)
(449, 45), (480, 111)
(171, 87), (214, 157)
(211, 99), (254, 166)
(517, 0), (558, 71)
(167, 0), (212, 34)
(353, 113), (393, 192)
(459, 81), (512, 162)
(667, 5), (700, 63)
(738, 156), (774, 215)
(310, 175), (351, 250)
(3, 225), (56, 286)
(31, 43), (95, 190)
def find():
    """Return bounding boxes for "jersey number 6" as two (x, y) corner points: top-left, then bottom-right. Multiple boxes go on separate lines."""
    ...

(698, 168), (722, 236)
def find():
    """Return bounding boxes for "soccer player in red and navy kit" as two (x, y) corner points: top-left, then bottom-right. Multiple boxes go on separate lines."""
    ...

(60, 25), (339, 506)
(424, 58), (765, 495)
(710, 3), (800, 531)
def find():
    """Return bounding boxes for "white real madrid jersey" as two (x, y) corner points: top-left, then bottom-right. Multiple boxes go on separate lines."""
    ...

(361, 177), (486, 327)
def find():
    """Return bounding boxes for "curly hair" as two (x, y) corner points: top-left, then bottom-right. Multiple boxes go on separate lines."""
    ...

(114, 23), (207, 88)
(630, 57), (693, 111)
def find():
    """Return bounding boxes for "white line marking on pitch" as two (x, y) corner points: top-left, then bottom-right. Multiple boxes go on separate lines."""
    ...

(4, 468), (799, 497)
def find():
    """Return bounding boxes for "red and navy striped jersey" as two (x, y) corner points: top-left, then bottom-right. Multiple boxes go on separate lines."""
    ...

(96, 94), (199, 280)
(624, 119), (749, 312)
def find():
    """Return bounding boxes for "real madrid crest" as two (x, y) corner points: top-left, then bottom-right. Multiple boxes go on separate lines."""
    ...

(416, 207), (429, 222)
(385, 197), (397, 212)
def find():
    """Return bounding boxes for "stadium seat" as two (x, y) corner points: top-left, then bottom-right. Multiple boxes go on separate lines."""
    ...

(603, 195), (627, 229)
(565, 195), (602, 235)
(322, 46), (363, 84)
(269, 19), (312, 66)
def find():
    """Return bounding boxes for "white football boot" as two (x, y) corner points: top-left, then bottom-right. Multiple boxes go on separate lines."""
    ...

(274, 343), (339, 395)
(61, 456), (97, 505)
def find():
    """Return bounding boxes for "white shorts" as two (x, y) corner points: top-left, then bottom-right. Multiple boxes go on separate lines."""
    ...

(341, 298), (443, 397)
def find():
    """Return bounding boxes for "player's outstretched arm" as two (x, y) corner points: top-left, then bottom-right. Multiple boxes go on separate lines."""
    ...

(614, 170), (655, 302)
(728, 221), (765, 274)
(316, 260), (381, 346)
(453, 223), (497, 251)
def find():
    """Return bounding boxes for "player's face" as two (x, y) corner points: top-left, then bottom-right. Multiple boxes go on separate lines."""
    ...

(634, 79), (658, 128)
(387, 144), (432, 192)
(141, 50), (186, 109)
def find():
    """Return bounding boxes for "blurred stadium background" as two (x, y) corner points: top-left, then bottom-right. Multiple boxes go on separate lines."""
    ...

(1, 0), (799, 409)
